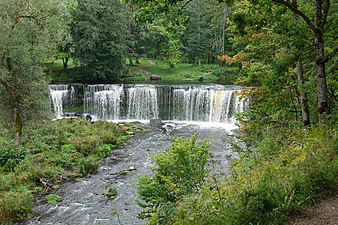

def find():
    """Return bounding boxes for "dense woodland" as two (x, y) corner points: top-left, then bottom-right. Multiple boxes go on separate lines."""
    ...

(0, 0), (337, 224)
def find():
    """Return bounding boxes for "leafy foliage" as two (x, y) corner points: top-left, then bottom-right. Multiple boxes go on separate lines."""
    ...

(0, 137), (27, 171)
(45, 194), (62, 204)
(0, 0), (68, 136)
(137, 134), (210, 224)
(71, 0), (128, 81)
(170, 128), (338, 225)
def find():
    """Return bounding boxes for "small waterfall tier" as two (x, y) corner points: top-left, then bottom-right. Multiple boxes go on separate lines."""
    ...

(50, 84), (246, 123)
(50, 84), (75, 119)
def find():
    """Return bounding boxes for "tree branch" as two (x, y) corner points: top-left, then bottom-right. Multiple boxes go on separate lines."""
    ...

(180, 0), (193, 9)
(271, 0), (316, 32)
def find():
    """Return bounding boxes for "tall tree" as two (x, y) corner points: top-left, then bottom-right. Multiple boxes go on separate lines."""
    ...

(267, 0), (337, 122)
(71, 0), (128, 81)
(0, 0), (67, 145)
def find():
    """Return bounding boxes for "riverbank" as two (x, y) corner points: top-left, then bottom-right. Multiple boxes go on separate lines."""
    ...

(289, 195), (338, 225)
(0, 119), (139, 224)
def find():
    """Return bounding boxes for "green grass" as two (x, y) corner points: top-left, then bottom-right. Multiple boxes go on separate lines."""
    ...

(127, 58), (150, 66)
(147, 61), (203, 81)
(45, 58), (76, 70)
(142, 60), (219, 82)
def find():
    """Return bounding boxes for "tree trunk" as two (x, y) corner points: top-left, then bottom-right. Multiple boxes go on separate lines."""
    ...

(219, 5), (227, 67)
(63, 57), (69, 70)
(296, 60), (311, 127)
(13, 97), (22, 146)
(314, 0), (329, 123)
(128, 57), (134, 66)
(273, 0), (332, 124)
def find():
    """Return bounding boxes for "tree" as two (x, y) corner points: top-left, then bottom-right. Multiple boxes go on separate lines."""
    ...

(71, 0), (128, 81)
(142, 18), (185, 69)
(0, 0), (67, 145)
(267, 0), (337, 122)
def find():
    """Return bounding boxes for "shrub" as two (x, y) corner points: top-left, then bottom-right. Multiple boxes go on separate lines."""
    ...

(0, 119), (135, 224)
(137, 134), (210, 224)
(96, 144), (115, 158)
(0, 188), (33, 224)
(0, 137), (27, 171)
(79, 156), (100, 176)
(171, 128), (338, 225)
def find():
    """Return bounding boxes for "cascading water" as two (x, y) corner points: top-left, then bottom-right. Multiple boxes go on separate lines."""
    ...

(51, 84), (246, 124)
(126, 85), (158, 120)
(171, 86), (241, 123)
(50, 85), (75, 119)
(85, 84), (124, 120)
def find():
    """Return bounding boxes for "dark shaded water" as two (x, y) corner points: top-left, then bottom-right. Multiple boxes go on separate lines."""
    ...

(18, 122), (238, 225)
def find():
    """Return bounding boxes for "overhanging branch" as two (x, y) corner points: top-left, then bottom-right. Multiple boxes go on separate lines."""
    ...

(272, 0), (316, 32)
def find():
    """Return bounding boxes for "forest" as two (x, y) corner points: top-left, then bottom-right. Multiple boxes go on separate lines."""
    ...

(0, 0), (337, 224)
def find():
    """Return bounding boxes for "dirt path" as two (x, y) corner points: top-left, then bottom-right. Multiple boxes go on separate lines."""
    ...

(130, 60), (156, 76)
(289, 195), (338, 225)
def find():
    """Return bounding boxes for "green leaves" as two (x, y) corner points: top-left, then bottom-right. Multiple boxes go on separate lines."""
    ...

(45, 194), (62, 204)
(0, 137), (27, 172)
(136, 134), (210, 223)
(71, 0), (128, 81)
(0, 0), (68, 135)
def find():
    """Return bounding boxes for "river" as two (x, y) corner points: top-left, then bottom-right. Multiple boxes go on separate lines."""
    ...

(19, 121), (239, 225)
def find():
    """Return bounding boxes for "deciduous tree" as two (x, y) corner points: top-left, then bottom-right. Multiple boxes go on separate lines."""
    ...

(0, 0), (67, 145)
(71, 0), (128, 81)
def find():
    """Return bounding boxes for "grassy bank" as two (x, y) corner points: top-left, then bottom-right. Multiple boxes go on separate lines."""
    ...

(127, 59), (222, 83)
(0, 119), (139, 224)
(140, 125), (338, 225)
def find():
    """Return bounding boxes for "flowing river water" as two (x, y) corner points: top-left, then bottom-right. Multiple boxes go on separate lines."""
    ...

(19, 122), (239, 225)
(18, 84), (245, 225)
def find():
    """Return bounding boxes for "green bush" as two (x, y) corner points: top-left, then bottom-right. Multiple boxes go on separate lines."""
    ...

(137, 134), (210, 224)
(0, 188), (33, 223)
(0, 119), (135, 224)
(79, 156), (100, 176)
(0, 138), (27, 171)
(96, 144), (115, 158)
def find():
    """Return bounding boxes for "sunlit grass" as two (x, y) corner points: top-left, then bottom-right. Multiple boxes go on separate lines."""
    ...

(44, 58), (76, 70)
(144, 60), (219, 82)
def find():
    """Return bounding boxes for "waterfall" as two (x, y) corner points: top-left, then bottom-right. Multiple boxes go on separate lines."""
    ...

(85, 84), (124, 120)
(126, 85), (158, 120)
(51, 84), (246, 124)
(171, 87), (242, 123)
(50, 85), (75, 119)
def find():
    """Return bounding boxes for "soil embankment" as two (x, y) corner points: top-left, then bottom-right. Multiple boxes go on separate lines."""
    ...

(289, 195), (338, 225)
